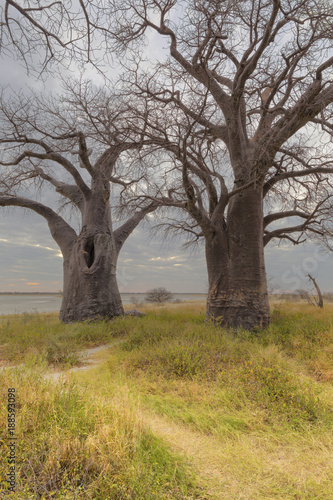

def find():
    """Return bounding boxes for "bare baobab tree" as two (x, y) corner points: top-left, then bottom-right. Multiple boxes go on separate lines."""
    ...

(99, 0), (333, 329)
(115, 97), (333, 328)
(0, 81), (156, 322)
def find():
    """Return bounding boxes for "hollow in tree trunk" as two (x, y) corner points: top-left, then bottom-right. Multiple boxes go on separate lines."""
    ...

(60, 231), (123, 322)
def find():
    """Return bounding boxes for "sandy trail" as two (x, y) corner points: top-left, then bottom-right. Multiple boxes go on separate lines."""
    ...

(50, 344), (227, 496)
(0, 342), (120, 378)
(140, 409), (233, 498)
(45, 341), (124, 381)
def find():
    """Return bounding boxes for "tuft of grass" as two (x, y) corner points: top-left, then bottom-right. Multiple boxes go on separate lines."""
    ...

(230, 358), (323, 427)
(259, 303), (333, 381)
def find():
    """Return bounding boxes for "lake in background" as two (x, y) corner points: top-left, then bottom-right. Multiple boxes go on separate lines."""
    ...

(0, 293), (207, 315)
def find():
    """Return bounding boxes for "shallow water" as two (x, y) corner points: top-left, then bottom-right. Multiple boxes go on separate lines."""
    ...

(0, 293), (206, 315)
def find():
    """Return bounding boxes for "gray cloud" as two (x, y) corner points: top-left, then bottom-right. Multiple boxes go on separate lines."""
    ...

(265, 241), (333, 293)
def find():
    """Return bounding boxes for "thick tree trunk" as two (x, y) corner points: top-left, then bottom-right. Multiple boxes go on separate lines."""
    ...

(60, 231), (123, 322)
(206, 187), (270, 330)
(59, 184), (124, 322)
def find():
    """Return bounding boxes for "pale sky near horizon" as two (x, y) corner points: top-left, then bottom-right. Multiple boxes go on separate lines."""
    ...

(1, 176), (332, 294)
(0, 22), (332, 295)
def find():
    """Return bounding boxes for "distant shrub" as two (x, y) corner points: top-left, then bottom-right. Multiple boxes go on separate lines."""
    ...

(130, 295), (142, 306)
(145, 287), (174, 304)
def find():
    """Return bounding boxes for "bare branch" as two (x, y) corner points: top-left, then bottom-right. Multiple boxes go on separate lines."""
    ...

(114, 202), (157, 253)
(264, 210), (310, 228)
(0, 194), (76, 252)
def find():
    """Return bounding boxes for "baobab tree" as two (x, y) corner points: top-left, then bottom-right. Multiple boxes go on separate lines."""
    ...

(115, 97), (333, 328)
(0, 82), (156, 322)
(101, 0), (333, 329)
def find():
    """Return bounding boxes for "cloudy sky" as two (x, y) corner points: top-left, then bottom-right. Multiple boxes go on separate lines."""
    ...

(0, 26), (332, 295)
(1, 202), (332, 294)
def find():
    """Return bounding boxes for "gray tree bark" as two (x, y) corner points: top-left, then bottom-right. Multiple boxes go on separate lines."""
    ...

(60, 182), (124, 321)
(205, 188), (270, 329)
(61, 232), (123, 322)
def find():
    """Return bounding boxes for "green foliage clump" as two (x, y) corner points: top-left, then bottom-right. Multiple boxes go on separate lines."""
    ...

(233, 359), (322, 426)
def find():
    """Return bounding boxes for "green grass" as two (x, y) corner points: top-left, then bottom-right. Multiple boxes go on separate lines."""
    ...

(0, 368), (200, 499)
(1, 301), (333, 498)
(0, 312), (140, 368)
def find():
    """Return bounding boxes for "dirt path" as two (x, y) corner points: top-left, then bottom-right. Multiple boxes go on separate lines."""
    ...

(45, 344), (229, 497)
(0, 342), (121, 379)
(63, 345), (234, 497)
(45, 341), (123, 381)
(140, 410), (232, 498)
